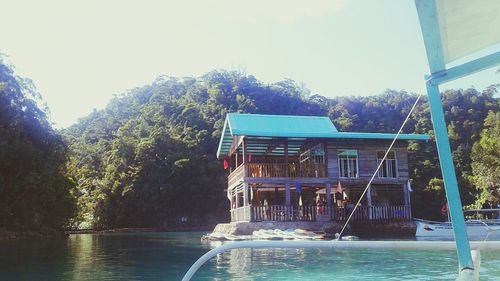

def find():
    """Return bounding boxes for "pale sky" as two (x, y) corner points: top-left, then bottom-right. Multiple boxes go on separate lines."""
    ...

(1, 0), (499, 128)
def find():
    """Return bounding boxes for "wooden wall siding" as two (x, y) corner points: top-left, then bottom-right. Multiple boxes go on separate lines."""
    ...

(396, 149), (409, 179)
(227, 140), (411, 188)
(326, 140), (409, 181)
(326, 145), (339, 178)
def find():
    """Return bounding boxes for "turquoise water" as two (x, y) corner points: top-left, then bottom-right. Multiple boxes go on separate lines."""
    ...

(0, 232), (499, 280)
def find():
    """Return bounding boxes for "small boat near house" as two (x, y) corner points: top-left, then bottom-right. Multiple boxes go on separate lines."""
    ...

(415, 209), (500, 240)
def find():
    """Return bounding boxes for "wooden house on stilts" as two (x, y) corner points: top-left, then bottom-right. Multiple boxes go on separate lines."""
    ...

(217, 113), (429, 224)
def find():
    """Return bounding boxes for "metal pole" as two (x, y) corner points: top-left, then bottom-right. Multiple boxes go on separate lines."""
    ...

(326, 183), (332, 208)
(243, 183), (249, 221)
(326, 183), (332, 218)
(285, 182), (291, 220)
(284, 140), (289, 177)
(426, 81), (473, 270)
(367, 185), (372, 220)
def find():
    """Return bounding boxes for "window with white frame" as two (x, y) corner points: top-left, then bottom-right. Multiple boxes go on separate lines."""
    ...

(338, 149), (358, 178)
(377, 150), (397, 178)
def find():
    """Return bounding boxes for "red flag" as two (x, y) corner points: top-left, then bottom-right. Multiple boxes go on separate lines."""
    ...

(223, 159), (229, 170)
(336, 181), (342, 193)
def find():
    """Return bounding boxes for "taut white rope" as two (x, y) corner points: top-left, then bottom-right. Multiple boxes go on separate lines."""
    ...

(336, 90), (425, 239)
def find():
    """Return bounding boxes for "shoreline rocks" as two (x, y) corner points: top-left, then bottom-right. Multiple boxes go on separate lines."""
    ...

(213, 221), (343, 236)
(213, 221), (416, 238)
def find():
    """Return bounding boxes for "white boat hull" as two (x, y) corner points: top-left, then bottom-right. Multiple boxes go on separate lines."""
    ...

(415, 219), (500, 240)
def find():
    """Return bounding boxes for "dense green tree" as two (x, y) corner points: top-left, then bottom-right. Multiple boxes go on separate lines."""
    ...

(470, 111), (500, 206)
(0, 58), (75, 230)
(62, 70), (498, 227)
(2, 52), (497, 231)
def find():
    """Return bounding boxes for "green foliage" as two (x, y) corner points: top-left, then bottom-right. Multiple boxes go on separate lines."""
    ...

(62, 70), (499, 227)
(62, 71), (331, 229)
(0, 57), (76, 229)
(2, 60), (497, 229)
(470, 111), (500, 206)
(412, 88), (499, 218)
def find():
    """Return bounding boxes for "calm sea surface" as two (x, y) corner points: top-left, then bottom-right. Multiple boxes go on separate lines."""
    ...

(0, 232), (499, 280)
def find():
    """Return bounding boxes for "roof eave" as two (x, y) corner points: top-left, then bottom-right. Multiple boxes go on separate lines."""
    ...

(333, 132), (431, 141)
(216, 118), (231, 159)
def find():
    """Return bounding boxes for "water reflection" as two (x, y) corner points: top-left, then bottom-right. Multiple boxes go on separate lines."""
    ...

(66, 234), (141, 280)
(0, 233), (499, 280)
(201, 239), (500, 281)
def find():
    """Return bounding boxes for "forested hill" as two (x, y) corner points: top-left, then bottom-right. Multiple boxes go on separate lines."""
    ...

(0, 60), (74, 233)
(62, 70), (499, 230)
(1, 59), (498, 231)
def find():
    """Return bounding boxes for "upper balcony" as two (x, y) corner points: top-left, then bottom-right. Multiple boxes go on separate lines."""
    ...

(228, 162), (326, 188)
(218, 114), (430, 188)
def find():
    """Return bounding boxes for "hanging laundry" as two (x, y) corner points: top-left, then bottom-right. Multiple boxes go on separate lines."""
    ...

(295, 182), (301, 193)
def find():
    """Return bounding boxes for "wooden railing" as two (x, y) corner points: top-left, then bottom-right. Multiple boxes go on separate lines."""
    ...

(248, 205), (411, 222)
(247, 163), (287, 178)
(246, 163), (326, 178)
(228, 164), (245, 188)
(369, 205), (411, 220)
(228, 163), (326, 187)
(251, 205), (317, 222)
(298, 163), (326, 178)
(230, 206), (251, 222)
(330, 205), (412, 221)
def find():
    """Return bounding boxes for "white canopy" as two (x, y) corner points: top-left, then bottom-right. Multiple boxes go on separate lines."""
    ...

(416, 0), (500, 73)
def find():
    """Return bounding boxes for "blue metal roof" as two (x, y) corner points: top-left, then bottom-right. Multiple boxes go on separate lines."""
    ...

(216, 113), (430, 158)
(228, 113), (339, 137)
(331, 132), (430, 141)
